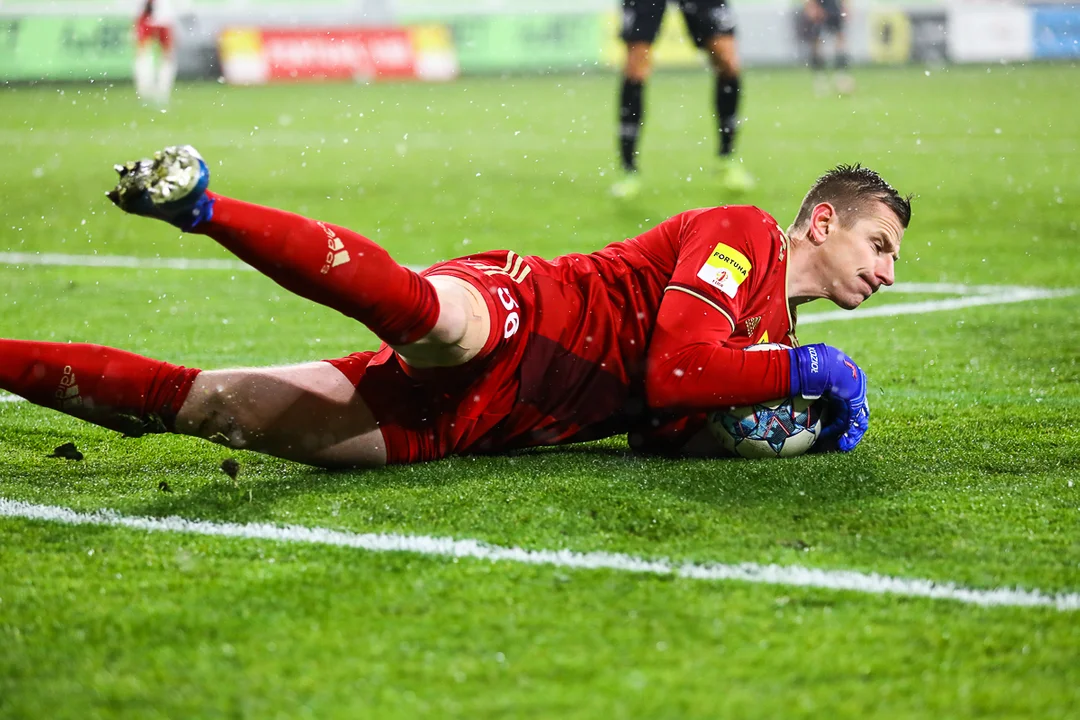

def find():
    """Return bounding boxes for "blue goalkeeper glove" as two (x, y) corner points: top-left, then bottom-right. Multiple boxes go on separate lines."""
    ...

(788, 343), (869, 453)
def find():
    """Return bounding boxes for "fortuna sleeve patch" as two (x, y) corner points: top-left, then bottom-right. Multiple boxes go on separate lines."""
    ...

(696, 243), (752, 298)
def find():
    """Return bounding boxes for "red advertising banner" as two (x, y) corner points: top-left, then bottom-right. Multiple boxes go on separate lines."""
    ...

(219, 26), (458, 85)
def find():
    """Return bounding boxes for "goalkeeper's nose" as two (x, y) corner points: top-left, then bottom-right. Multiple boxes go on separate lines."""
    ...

(875, 255), (895, 288)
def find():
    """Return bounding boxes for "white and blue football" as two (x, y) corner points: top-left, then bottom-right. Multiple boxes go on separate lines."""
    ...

(708, 395), (823, 458)
(707, 343), (825, 459)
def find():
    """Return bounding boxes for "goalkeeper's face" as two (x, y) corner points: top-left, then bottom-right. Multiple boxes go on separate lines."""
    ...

(817, 200), (905, 310)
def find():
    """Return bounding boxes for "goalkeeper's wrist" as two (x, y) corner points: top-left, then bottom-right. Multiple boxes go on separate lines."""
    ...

(788, 344), (829, 400)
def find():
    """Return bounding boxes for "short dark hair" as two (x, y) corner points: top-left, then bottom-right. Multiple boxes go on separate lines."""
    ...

(792, 164), (912, 231)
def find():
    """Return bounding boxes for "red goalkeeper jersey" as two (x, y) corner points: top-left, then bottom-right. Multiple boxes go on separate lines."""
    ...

(331, 205), (799, 462)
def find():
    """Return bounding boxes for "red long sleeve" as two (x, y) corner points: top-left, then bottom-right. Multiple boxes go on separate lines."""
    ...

(645, 290), (791, 411)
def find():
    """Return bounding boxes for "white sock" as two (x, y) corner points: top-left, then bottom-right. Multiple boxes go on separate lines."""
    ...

(134, 50), (156, 101)
(156, 55), (177, 105)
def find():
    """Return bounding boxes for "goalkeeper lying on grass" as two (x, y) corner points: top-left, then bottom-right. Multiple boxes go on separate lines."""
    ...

(1, 147), (909, 467)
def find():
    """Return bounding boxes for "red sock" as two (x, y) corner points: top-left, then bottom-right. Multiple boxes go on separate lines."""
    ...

(199, 193), (439, 345)
(0, 340), (200, 436)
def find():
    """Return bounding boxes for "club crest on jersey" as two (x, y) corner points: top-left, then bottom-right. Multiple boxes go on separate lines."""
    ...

(698, 243), (751, 298)
(745, 316), (761, 336)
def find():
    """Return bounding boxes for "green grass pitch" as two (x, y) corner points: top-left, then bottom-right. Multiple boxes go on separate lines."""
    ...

(1, 64), (1079, 717)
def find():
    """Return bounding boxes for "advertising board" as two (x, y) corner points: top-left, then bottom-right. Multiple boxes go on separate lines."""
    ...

(946, 6), (1033, 63)
(219, 25), (457, 84)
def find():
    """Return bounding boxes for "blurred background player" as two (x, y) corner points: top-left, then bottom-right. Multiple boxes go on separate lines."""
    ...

(134, 0), (178, 106)
(613, 0), (753, 198)
(803, 0), (854, 95)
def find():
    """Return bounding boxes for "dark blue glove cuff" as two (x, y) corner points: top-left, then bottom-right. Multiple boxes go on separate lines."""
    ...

(788, 344), (829, 399)
(175, 193), (215, 232)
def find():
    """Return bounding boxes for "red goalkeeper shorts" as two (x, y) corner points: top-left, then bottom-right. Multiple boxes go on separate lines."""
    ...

(324, 258), (526, 464)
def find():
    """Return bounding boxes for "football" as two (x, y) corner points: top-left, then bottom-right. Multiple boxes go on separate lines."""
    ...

(708, 343), (825, 458)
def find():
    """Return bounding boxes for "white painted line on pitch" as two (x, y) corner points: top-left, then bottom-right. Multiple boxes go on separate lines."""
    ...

(1, 282), (1072, 413)
(2, 252), (1072, 296)
(801, 287), (1078, 325)
(0, 252), (254, 272)
(879, 282), (1061, 296)
(0, 497), (1075, 612)
(0, 251), (421, 274)
(3, 252), (1076, 327)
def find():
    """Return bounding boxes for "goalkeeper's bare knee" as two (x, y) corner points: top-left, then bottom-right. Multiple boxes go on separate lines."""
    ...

(392, 275), (491, 369)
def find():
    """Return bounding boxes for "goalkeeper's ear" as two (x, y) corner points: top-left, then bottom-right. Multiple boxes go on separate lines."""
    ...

(807, 202), (836, 247)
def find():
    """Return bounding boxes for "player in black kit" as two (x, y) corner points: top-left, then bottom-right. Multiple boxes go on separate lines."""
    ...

(612, 0), (754, 198)
(804, 0), (854, 95)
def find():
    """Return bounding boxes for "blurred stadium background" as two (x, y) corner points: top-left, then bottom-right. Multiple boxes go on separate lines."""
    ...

(2, 1), (1079, 718)
(1, 0), (1077, 83)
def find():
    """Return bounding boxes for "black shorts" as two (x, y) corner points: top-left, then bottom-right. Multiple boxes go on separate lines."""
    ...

(621, 0), (737, 47)
(812, 12), (844, 35)
(810, 0), (845, 35)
